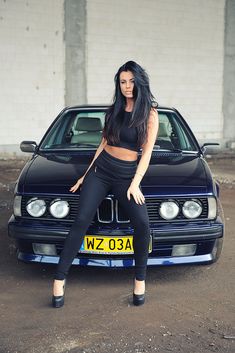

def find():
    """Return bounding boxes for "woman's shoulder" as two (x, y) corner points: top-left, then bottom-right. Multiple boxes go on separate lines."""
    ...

(148, 107), (158, 124)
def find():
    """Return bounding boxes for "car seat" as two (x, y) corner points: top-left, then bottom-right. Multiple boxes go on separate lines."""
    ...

(71, 117), (103, 145)
(157, 122), (174, 149)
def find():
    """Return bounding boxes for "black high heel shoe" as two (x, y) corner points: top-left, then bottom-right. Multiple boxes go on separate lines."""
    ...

(133, 292), (145, 306)
(52, 279), (66, 308)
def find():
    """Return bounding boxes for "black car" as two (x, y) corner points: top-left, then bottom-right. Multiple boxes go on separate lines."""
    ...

(8, 105), (224, 269)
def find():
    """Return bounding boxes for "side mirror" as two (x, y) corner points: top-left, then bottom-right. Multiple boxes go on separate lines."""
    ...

(20, 141), (38, 153)
(200, 143), (220, 154)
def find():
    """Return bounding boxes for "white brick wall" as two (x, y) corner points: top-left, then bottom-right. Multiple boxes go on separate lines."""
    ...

(0, 0), (65, 151)
(86, 0), (225, 141)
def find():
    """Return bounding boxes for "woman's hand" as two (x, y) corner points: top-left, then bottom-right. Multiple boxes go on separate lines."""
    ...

(69, 176), (84, 193)
(127, 181), (145, 205)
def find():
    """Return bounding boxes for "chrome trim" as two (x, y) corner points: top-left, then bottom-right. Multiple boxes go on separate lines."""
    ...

(115, 200), (130, 223)
(97, 197), (114, 223)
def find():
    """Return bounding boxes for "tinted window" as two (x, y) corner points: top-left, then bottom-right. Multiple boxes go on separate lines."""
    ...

(40, 110), (198, 151)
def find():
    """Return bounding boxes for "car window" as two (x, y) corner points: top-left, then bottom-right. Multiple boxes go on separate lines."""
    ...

(158, 112), (197, 151)
(40, 110), (198, 151)
(40, 111), (106, 150)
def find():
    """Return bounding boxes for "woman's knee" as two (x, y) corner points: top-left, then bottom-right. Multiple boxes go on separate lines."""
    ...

(74, 211), (93, 227)
(132, 216), (149, 232)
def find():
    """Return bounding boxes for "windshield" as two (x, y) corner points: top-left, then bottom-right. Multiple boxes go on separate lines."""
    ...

(39, 109), (198, 152)
(156, 111), (198, 151)
(40, 110), (106, 150)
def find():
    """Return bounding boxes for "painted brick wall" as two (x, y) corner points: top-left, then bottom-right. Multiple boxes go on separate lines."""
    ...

(86, 0), (225, 142)
(0, 0), (65, 153)
(0, 0), (227, 153)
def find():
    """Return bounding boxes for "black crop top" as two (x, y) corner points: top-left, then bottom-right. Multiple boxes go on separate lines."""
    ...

(107, 111), (140, 152)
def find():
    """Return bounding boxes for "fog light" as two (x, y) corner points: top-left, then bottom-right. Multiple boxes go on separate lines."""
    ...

(32, 243), (57, 256)
(172, 244), (197, 256)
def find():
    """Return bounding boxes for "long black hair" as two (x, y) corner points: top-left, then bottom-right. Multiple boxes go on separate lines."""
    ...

(102, 60), (158, 148)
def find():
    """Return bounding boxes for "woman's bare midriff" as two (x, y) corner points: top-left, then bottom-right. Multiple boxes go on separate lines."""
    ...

(104, 145), (138, 161)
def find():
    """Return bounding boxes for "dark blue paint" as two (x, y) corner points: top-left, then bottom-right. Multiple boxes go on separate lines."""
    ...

(8, 105), (224, 268)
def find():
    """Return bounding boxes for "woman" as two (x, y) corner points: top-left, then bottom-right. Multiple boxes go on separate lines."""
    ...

(52, 60), (159, 308)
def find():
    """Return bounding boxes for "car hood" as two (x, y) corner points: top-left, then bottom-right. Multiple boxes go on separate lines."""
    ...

(22, 152), (210, 195)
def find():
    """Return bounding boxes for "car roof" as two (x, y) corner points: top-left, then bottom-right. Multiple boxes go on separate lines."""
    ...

(64, 104), (178, 113)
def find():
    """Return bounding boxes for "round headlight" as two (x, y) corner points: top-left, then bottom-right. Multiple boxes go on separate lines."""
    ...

(159, 201), (179, 220)
(182, 200), (202, 219)
(26, 198), (46, 217)
(49, 199), (70, 218)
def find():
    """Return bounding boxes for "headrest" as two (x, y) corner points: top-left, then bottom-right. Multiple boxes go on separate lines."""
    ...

(75, 117), (102, 132)
(158, 122), (169, 138)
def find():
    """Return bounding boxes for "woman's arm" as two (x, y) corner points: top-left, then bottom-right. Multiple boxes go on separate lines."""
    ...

(70, 137), (107, 193)
(127, 108), (159, 204)
(133, 108), (159, 184)
(82, 137), (107, 178)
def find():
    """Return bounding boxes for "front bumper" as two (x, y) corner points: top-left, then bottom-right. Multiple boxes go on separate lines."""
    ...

(17, 250), (220, 266)
(8, 215), (224, 267)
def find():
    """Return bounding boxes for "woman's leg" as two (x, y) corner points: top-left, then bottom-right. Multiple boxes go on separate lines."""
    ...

(112, 181), (150, 282)
(54, 167), (111, 280)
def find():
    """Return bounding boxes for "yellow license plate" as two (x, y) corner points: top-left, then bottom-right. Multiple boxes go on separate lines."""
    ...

(79, 235), (152, 255)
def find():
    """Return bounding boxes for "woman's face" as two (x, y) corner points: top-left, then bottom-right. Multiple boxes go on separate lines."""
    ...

(119, 70), (135, 98)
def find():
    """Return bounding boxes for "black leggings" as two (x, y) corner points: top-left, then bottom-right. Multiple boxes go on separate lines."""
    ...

(54, 149), (150, 281)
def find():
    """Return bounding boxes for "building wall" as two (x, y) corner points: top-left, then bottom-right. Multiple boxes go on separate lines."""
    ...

(86, 0), (225, 142)
(0, 0), (232, 155)
(223, 0), (235, 147)
(65, 0), (87, 106)
(0, 0), (65, 154)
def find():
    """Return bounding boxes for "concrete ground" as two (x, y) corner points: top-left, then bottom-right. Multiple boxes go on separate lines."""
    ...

(0, 153), (234, 353)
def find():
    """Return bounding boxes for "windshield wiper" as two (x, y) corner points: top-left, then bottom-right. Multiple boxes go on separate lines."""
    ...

(72, 143), (98, 147)
(152, 146), (198, 154)
(152, 146), (182, 153)
(41, 143), (98, 149)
